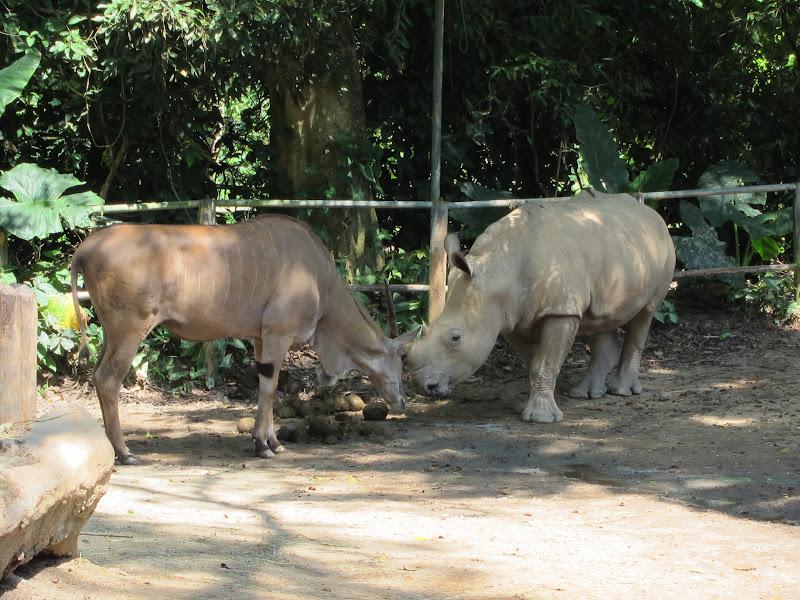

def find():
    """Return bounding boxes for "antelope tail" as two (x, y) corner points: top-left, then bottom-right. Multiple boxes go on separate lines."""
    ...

(70, 255), (91, 363)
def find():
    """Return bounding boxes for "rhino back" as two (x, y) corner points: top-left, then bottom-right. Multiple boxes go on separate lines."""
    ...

(468, 193), (674, 330)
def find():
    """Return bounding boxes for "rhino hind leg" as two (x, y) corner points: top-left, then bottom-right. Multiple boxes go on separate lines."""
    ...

(569, 331), (620, 399)
(608, 308), (655, 396)
(520, 316), (579, 423)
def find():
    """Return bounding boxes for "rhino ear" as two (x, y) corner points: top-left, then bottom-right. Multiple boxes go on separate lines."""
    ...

(451, 251), (473, 277)
(444, 232), (461, 262)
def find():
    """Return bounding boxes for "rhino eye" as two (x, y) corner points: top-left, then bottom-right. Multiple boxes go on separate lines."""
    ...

(446, 330), (463, 349)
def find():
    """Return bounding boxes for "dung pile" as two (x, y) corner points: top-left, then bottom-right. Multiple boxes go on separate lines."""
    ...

(273, 392), (389, 445)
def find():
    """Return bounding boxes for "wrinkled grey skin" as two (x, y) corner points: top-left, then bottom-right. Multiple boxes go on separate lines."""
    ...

(405, 190), (676, 423)
(71, 215), (419, 464)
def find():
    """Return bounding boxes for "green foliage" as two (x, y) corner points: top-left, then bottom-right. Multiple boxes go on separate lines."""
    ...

(574, 106), (678, 195)
(672, 201), (738, 275)
(381, 234), (428, 332)
(672, 161), (793, 281)
(131, 332), (249, 389)
(0, 163), (101, 239)
(20, 262), (101, 377)
(574, 106), (629, 194)
(342, 225), (427, 334)
(654, 299), (679, 325)
(729, 273), (800, 323)
(333, 134), (385, 198)
(0, 53), (39, 115)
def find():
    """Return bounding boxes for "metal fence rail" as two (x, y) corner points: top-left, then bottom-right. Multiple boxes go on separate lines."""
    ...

(89, 182), (800, 317)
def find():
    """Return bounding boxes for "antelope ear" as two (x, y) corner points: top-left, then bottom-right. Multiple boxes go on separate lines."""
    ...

(393, 326), (422, 347)
(451, 251), (473, 277)
(394, 326), (422, 359)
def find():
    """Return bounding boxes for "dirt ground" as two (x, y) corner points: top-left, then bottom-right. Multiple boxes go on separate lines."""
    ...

(2, 302), (799, 600)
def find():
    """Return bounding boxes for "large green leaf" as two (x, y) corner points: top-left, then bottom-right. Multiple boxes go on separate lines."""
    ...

(0, 163), (102, 240)
(574, 105), (628, 194)
(629, 158), (679, 194)
(673, 200), (740, 284)
(0, 53), (40, 116)
(697, 160), (764, 227)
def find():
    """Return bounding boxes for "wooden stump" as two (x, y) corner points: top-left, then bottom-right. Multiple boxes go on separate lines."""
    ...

(0, 283), (37, 424)
(0, 406), (115, 579)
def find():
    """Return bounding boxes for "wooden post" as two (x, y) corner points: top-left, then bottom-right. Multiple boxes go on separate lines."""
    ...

(0, 283), (37, 423)
(198, 195), (217, 227)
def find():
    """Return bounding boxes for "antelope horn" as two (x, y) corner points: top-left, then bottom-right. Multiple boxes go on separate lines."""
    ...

(384, 276), (400, 338)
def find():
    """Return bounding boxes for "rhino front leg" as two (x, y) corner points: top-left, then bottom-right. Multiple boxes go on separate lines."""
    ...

(608, 308), (654, 396)
(521, 316), (579, 423)
(252, 337), (290, 458)
(569, 331), (620, 399)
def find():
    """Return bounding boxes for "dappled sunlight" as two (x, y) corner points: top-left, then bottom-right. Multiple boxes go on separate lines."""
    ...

(578, 207), (603, 225)
(691, 414), (759, 428)
(53, 438), (93, 470)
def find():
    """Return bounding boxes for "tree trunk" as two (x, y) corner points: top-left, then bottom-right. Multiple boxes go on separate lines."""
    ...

(267, 25), (383, 279)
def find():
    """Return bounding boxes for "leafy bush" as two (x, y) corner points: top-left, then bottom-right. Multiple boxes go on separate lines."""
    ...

(131, 331), (250, 390)
(729, 273), (800, 323)
(672, 161), (792, 282)
(574, 106), (678, 196)
(343, 224), (428, 335)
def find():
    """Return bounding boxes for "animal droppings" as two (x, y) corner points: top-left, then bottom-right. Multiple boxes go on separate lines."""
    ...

(363, 402), (390, 421)
(236, 417), (255, 434)
(276, 413), (385, 445)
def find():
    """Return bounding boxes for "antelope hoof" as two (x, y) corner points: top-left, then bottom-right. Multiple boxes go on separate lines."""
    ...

(119, 454), (141, 466)
(255, 439), (284, 458)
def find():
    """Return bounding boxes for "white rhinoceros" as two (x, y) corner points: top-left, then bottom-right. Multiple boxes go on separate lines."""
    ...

(405, 190), (676, 422)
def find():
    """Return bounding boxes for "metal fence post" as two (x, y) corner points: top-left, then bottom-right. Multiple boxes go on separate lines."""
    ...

(428, 0), (446, 324)
(198, 196), (217, 226)
(794, 182), (800, 303)
(198, 196), (219, 381)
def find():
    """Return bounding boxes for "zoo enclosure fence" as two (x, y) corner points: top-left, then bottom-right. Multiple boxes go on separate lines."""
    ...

(87, 182), (800, 321)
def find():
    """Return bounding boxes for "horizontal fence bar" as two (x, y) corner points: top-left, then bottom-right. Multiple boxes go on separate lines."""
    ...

(217, 199), (432, 209)
(93, 196), (574, 214)
(673, 263), (796, 279)
(99, 200), (201, 213)
(349, 283), (430, 293)
(642, 183), (797, 201)
(93, 184), (797, 215)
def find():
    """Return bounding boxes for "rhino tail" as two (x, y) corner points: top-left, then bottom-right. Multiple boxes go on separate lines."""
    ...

(70, 254), (90, 364)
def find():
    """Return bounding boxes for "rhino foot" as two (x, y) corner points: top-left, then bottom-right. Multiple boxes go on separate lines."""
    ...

(521, 395), (563, 423)
(568, 382), (608, 399)
(608, 375), (642, 396)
